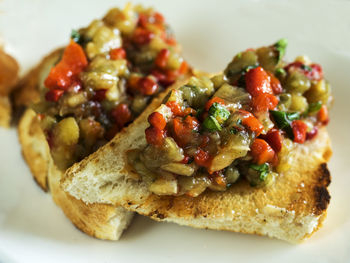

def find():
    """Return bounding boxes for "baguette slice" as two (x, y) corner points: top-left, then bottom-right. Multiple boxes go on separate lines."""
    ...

(16, 48), (134, 240)
(0, 48), (19, 127)
(63, 82), (332, 243)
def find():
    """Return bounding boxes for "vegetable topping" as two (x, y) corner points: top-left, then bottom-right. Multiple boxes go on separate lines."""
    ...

(32, 4), (190, 170)
(128, 39), (332, 197)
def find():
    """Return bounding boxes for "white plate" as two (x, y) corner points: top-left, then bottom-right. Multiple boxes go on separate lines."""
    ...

(1, 0), (350, 262)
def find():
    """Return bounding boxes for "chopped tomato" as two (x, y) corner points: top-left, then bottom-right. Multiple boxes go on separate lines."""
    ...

(239, 110), (264, 136)
(245, 66), (273, 96)
(267, 72), (283, 94)
(110, 47), (126, 60)
(165, 37), (177, 46)
(155, 49), (170, 69)
(137, 14), (149, 28)
(45, 89), (64, 102)
(148, 112), (166, 130)
(145, 126), (165, 146)
(200, 135), (210, 148)
(250, 138), (276, 165)
(262, 129), (282, 152)
(318, 105), (329, 125)
(205, 96), (226, 111)
(92, 89), (107, 102)
(194, 148), (211, 168)
(251, 93), (279, 113)
(132, 27), (154, 45)
(166, 101), (183, 116)
(139, 76), (158, 95)
(291, 120), (308, 143)
(111, 103), (132, 128)
(44, 40), (88, 90)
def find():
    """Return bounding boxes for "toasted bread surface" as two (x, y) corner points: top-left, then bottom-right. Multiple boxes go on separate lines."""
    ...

(18, 108), (134, 240)
(0, 49), (19, 127)
(63, 83), (332, 243)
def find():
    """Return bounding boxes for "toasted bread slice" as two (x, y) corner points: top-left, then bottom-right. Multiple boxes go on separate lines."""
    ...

(62, 83), (332, 243)
(0, 49), (19, 127)
(15, 48), (134, 240)
(18, 108), (134, 240)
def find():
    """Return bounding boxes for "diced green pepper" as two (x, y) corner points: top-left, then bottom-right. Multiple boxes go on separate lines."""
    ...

(306, 101), (322, 115)
(203, 115), (222, 132)
(274, 38), (288, 63)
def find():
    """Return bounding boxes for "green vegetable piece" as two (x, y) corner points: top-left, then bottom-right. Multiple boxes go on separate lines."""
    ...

(249, 163), (269, 181)
(270, 110), (299, 129)
(274, 38), (288, 63)
(203, 116), (222, 132)
(307, 101), (322, 114)
(208, 102), (230, 124)
(275, 68), (286, 77)
(270, 110), (299, 138)
(301, 64), (312, 72)
(71, 29), (81, 43)
(230, 127), (238, 134)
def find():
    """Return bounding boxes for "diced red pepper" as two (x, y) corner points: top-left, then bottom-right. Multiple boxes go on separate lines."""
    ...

(306, 126), (318, 140)
(45, 89), (64, 102)
(153, 12), (165, 24)
(110, 47), (126, 60)
(250, 138), (276, 165)
(194, 148), (211, 168)
(251, 93), (279, 113)
(166, 101), (183, 116)
(137, 13), (149, 28)
(291, 120), (308, 143)
(181, 155), (190, 164)
(139, 76), (158, 95)
(145, 126), (165, 146)
(205, 96), (226, 111)
(318, 105), (329, 125)
(92, 89), (107, 102)
(178, 61), (189, 75)
(111, 103), (132, 128)
(132, 27), (154, 45)
(239, 110), (264, 136)
(44, 40), (88, 90)
(183, 107), (196, 116)
(262, 128), (282, 152)
(155, 49), (170, 69)
(184, 115), (200, 131)
(148, 112), (166, 130)
(172, 116), (199, 146)
(245, 66), (273, 96)
(267, 72), (283, 94)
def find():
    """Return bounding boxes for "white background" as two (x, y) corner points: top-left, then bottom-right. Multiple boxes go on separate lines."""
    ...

(0, 0), (349, 262)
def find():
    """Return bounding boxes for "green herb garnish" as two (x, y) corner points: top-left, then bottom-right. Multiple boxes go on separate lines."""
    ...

(249, 163), (270, 181)
(230, 127), (238, 134)
(301, 64), (312, 72)
(274, 38), (288, 63)
(203, 116), (222, 132)
(208, 102), (230, 124)
(270, 110), (300, 138)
